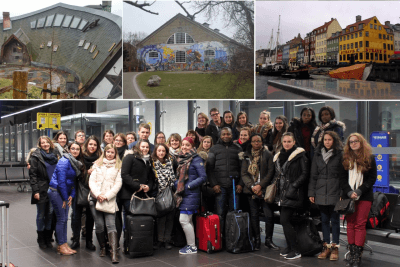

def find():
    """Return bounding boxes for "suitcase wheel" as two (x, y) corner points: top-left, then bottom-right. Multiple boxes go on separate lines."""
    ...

(207, 241), (212, 254)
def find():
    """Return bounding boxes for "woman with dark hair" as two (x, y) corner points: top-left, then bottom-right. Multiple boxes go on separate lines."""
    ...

(48, 142), (85, 256)
(154, 131), (167, 145)
(101, 130), (115, 150)
(288, 107), (317, 159)
(311, 106), (346, 149)
(252, 111), (273, 145)
(186, 130), (200, 149)
(70, 136), (102, 251)
(195, 112), (209, 140)
(237, 127), (252, 152)
(309, 131), (345, 261)
(197, 135), (213, 154)
(52, 131), (69, 156)
(151, 143), (177, 250)
(272, 132), (309, 260)
(221, 110), (239, 141)
(268, 115), (288, 153)
(340, 133), (377, 267)
(241, 133), (277, 251)
(89, 144), (122, 263)
(235, 111), (253, 134)
(167, 133), (182, 160)
(29, 136), (59, 249)
(113, 133), (128, 161)
(126, 131), (136, 146)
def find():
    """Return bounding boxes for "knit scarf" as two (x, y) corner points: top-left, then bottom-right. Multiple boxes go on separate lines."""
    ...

(311, 120), (336, 148)
(169, 147), (181, 157)
(117, 145), (128, 160)
(40, 149), (58, 165)
(321, 147), (334, 164)
(175, 149), (197, 207)
(64, 153), (83, 177)
(83, 153), (99, 170)
(278, 146), (296, 164)
(102, 158), (116, 168)
(154, 159), (176, 192)
(349, 162), (363, 200)
(248, 148), (262, 182)
(54, 143), (68, 156)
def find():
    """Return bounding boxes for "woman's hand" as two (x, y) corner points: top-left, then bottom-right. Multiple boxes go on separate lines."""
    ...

(252, 185), (262, 195)
(142, 185), (149, 193)
(34, 193), (40, 200)
(88, 168), (94, 175)
(309, 197), (315, 203)
(62, 201), (67, 209)
(350, 192), (358, 199)
(68, 196), (73, 207)
(236, 185), (243, 194)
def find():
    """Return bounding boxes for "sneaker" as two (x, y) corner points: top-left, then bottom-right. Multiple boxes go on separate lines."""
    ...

(280, 246), (291, 257)
(179, 245), (198, 255)
(285, 251), (301, 260)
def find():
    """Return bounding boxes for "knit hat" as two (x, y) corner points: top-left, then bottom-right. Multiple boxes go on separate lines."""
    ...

(183, 137), (194, 146)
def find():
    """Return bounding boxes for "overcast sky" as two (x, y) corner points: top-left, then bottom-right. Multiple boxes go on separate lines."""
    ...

(0, 0), (123, 18)
(256, 0), (400, 51)
(123, 0), (236, 40)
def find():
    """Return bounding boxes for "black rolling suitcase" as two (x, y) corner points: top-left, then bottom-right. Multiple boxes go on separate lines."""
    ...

(124, 215), (154, 258)
(390, 194), (400, 230)
(225, 179), (254, 253)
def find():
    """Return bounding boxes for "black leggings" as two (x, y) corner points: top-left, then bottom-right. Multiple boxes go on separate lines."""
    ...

(280, 206), (297, 247)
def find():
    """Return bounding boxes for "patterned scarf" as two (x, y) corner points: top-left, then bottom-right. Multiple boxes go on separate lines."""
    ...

(174, 148), (197, 207)
(153, 159), (176, 192)
(248, 148), (262, 182)
(311, 120), (336, 148)
(321, 147), (334, 164)
(40, 149), (58, 165)
(102, 158), (116, 168)
(64, 153), (83, 177)
(169, 147), (181, 158)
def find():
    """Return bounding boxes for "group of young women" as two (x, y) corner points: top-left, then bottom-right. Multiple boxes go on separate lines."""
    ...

(28, 106), (376, 267)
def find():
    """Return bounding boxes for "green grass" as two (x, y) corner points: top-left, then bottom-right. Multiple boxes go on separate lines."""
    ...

(136, 72), (254, 99)
(0, 78), (43, 99)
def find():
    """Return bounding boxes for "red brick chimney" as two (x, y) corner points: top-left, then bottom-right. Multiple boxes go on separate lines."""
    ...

(3, 12), (11, 30)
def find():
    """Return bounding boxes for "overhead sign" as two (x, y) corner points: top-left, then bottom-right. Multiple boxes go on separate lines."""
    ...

(370, 131), (389, 187)
(37, 113), (61, 130)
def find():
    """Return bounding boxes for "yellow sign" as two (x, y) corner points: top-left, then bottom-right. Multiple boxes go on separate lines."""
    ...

(377, 164), (382, 171)
(37, 113), (61, 130)
(37, 113), (48, 130)
(48, 113), (61, 130)
(377, 154), (382, 160)
(147, 122), (152, 135)
(377, 144), (382, 147)
(377, 175), (382, 182)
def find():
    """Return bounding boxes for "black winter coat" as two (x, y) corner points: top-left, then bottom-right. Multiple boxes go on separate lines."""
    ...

(205, 118), (223, 145)
(272, 147), (309, 209)
(207, 139), (243, 188)
(308, 146), (345, 206)
(119, 151), (155, 200)
(287, 118), (316, 154)
(311, 120), (346, 148)
(339, 155), (377, 203)
(29, 148), (59, 204)
(241, 146), (274, 195)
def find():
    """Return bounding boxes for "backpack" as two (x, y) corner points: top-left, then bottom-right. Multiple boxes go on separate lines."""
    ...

(367, 191), (390, 229)
(292, 216), (323, 256)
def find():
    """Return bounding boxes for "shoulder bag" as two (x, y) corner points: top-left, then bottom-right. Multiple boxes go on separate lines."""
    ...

(76, 178), (90, 206)
(334, 198), (356, 215)
(264, 178), (278, 204)
(129, 192), (157, 217)
(155, 186), (175, 217)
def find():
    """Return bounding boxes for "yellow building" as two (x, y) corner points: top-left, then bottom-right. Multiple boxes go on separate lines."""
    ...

(288, 34), (303, 67)
(314, 18), (342, 64)
(339, 16), (394, 63)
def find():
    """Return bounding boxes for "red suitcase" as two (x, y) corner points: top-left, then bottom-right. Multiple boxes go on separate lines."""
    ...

(195, 212), (222, 253)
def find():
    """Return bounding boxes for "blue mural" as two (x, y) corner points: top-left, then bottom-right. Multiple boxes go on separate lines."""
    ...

(137, 41), (229, 71)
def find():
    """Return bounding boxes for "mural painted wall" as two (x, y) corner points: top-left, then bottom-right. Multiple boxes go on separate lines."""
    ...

(137, 41), (229, 71)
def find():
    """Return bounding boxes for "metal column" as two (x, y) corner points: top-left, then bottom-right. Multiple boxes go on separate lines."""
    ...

(21, 124), (25, 163)
(356, 101), (368, 137)
(230, 101), (237, 116)
(7, 125), (11, 162)
(155, 101), (161, 134)
(283, 101), (295, 121)
(188, 101), (194, 131)
(129, 101), (134, 131)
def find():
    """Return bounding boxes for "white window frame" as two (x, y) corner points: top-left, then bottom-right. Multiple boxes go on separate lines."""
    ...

(148, 51), (159, 58)
(166, 33), (195, 44)
(204, 50), (215, 58)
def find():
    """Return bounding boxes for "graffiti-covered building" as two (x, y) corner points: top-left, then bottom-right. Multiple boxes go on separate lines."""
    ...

(137, 13), (238, 71)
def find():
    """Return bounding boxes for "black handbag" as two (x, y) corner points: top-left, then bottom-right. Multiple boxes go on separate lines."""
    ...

(293, 216), (323, 256)
(334, 198), (356, 215)
(129, 192), (157, 217)
(76, 180), (90, 206)
(155, 187), (175, 217)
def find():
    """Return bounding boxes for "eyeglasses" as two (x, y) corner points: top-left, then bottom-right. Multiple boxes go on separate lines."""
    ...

(211, 113), (219, 117)
(76, 134), (85, 138)
(157, 136), (165, 139)
(349, 140), (360, 145)
(114, 139), (124, 143)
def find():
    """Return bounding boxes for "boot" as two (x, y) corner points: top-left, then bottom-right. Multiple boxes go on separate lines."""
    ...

(318, 242), (331, 259)
(96, 232), (107, 257)
(330, 243), (339, 261)
(264, 217), (279, 250)
(165, 241), (172, 250)
(254, 236), (261, 251)
(352, 245), (363, 267)
(37, 231), (47, 249)
(108, 232), (119, 264)
(57, 243), (74, 256)
(86, 240), (96, 251)
(44, 229), (53, 248)
(70, 235), (80, 250)
(345, 244), (355, 267)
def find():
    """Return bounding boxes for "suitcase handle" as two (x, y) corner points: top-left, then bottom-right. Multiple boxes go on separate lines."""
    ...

(0, 202), (9, 208)
(232, 177), (236, 211)
(215, 224), (218, 244)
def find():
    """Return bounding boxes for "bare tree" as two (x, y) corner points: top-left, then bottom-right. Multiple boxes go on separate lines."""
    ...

(123, 31), (148, 71)
(124, 1), (159, 15)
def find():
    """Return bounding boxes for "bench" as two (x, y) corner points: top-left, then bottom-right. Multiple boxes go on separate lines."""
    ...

(0, 166), (30, 192)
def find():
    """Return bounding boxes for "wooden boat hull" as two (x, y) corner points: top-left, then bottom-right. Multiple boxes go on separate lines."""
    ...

(328, 64), (366, 80)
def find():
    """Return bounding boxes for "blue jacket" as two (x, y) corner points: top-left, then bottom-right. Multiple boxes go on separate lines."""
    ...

(174, 155), (207, 211)
(49, 157), (77, 201)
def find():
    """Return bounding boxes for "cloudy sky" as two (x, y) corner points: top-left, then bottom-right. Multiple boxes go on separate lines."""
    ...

(123, 0), (236, 40)
(0, 0), (123, 18)
(256, 0), (400, 50)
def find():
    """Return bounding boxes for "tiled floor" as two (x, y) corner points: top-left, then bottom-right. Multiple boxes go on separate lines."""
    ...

(1, 185), (399, 267)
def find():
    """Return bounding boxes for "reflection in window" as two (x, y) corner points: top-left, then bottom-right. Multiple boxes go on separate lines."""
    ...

(78, 40), (85, 47)
(70, 17), (81, 29)
(45, 15), (54, 27)
(78, 19), (88, 30)
(30, 21), (36, 29)
(84, 42), (91, 50)
(53, 14), (64, 27)
(37, 17), (46, 28)
(62, 15), (73, 27)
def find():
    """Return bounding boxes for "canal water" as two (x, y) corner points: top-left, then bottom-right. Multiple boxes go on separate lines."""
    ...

(256, 75), (310, 99)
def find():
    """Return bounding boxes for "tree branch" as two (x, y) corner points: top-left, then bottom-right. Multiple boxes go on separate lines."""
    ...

(124, 1), (159, 15)
(174, 1), (195, 20)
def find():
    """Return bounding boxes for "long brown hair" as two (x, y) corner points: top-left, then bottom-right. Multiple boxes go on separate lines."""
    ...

(342, 133), (372, 173)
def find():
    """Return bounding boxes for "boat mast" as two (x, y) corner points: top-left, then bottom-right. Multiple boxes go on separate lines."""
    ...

(267, 29), (274, 63)
(275, 15), (280, 62)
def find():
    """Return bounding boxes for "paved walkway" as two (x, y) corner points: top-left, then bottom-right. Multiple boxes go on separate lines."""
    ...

(123, 72), (146, 99)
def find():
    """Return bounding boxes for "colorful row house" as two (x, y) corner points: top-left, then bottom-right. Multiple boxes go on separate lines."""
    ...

(384, 21), (400, 54)
(339, 16), (394, 64)
(313, 18), (342, 65)
(327, 31), (341, 65)
(304, 31), (316, 64)
(288, 34), (303, 67)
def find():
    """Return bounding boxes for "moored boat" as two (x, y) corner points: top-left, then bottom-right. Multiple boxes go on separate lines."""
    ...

(328, 63), (372, 80)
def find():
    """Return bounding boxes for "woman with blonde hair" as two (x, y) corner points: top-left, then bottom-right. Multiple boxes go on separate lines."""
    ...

(340, 133), (376, 267)
(197, 135), (213, 154)
(195, 112), (209, 140)
(167, 133), (182, 159)
(252, 111), (273, 144)
(89, 144), (122, 263)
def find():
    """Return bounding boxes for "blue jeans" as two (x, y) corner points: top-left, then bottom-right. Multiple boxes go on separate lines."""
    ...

(319, 205), (340, 244)
(215, 187), (239, 234)
(36, 201), (53, 231)
(48, 188), (69, 245)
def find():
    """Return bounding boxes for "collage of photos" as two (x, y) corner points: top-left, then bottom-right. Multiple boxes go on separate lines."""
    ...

(0, 1), (400, 267)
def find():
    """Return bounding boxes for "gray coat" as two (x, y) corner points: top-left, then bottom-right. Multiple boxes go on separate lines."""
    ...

(308, 145), (345, 206)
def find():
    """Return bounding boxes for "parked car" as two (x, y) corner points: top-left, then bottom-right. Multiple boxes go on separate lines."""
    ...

(389, 54), (400, 64)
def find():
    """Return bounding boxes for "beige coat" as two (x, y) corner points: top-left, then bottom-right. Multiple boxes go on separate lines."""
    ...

(89, 164), (122, 214)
